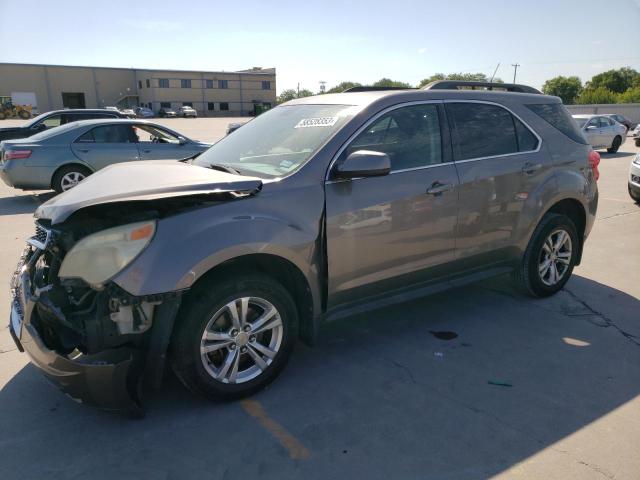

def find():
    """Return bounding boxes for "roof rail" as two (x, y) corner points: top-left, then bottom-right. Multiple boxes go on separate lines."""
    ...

(422, 80), (542, 94)
(343, 86), (416, 93)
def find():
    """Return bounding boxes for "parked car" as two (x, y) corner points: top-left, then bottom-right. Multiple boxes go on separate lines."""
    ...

(159, 107), (177, 118)
(8, 83), (599, 413)
(631, 124), (640, 147)
(134, 107), (154, 118)
(178, 106), (197, 118)
(603, 114), (636, 132)
(121, 108), (137, 118)
(226, 121), (247, 134)
(0, 119), (211, 193)
(629, 153), (640, 202)
(0, 109), (125, 141)
(572, 114), (626, 153)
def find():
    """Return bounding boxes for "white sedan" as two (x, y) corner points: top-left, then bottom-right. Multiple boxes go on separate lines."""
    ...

(572, 114), (626, 153)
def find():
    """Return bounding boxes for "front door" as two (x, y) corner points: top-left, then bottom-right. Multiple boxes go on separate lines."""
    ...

(325, 102), (459, 307)
(71, 124), (140, 171)
(445, 101), (549, 266)
(583, 117), (602, 148)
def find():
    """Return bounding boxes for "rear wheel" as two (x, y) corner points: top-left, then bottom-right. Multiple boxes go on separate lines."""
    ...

(170, 273), (298, 401)
(607, 136), (622, 153)
(52, 165), (92, 193)
(513, 213), (579, 297)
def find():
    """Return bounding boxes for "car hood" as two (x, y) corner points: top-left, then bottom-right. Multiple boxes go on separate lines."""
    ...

(36, 161), (263, 224)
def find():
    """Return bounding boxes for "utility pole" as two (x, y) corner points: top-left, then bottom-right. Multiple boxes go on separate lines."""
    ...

(297, 83), (300, 97)
(511, 63), (520, 84)
(490, 63), (500, 83)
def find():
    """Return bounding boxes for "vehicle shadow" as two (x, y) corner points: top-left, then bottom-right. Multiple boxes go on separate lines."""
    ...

(599, 151), (634, 159)
(0, 191), (54, 216)
(0, 274), (638, 479)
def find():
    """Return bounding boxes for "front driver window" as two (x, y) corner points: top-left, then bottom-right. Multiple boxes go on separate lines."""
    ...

(133, 124), (180, 144)
(345, 104), (442, 171)
(41, 114), (63, 129)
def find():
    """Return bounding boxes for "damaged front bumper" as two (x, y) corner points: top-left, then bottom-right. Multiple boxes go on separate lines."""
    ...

(9, 246), (181, 413)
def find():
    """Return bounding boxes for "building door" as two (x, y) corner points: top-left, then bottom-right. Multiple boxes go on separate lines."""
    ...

(62, 92), (86, 109)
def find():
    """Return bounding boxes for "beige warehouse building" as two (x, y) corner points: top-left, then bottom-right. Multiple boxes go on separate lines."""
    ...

(0, 63), (276, 116)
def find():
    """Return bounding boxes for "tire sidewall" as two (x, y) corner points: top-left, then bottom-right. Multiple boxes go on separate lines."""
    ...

(52, 166), (91, 194)
(524, 215), (578, 296)
(172, 274), (298, 400)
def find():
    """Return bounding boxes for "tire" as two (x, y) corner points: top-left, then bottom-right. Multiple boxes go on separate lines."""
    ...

(170, 273), (298, 401)
(607, 136), (622, 153)
(512, 213), (579, 298)
(18, 109), (30, 119)
(52, 164), (92, 194)
(635, 138), (640, 148)
(0, 111), (6, 120)
(629, 184), (640, 203)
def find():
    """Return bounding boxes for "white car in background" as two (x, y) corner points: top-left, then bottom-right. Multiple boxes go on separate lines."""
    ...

(178, 106), (197, 118)
(572, 115), (626, 153)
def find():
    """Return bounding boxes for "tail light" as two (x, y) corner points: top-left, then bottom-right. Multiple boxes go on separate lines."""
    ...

(588, 150), (600, 181)
(4, 149), (32, 160)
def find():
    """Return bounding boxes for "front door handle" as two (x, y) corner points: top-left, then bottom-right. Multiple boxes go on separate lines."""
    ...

(77, 149), (90, 153)
(426, 181), (453, 196)
(142, 149), (152, 153)
(522, 162), (542, 174)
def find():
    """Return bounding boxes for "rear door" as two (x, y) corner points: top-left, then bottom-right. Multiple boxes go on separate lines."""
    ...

(71, 124), (140, 171)
(133, 124), (195, 160)
(446, 101), (546, 267)
(325, 102), (459, 306)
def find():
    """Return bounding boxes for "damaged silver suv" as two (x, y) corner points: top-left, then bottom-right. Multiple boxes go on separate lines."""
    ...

(9, 82), (599, 413)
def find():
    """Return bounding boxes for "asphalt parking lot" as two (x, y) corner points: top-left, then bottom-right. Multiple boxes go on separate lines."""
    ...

(0, 118), (638, 480)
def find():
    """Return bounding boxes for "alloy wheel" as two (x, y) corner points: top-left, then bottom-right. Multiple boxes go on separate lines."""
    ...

(200, 296), (283, 384)
(60, 171), (86, 191)
(538, 228), (572, 286)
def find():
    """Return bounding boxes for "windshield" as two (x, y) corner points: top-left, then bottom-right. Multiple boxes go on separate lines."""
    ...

(194, 104), (357, 178)
(573, 117), (588, 128)
(24, 112), (53, 128)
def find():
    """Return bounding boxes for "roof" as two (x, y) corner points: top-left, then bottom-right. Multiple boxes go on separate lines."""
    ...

(285, 89), (559, 108)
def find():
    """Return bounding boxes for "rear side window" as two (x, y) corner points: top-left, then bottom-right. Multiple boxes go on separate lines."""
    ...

(76, 125), (133, 143)
(525, 103), (588, 145)
(446, 103), (518, 160)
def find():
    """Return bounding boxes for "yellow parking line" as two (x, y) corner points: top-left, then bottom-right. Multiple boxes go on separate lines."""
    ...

(241, 399), (311, 460)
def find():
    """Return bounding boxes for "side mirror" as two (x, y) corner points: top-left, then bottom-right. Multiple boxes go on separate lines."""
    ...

(178, 136), (187, 145)
(334, 150), (391, 179)
(31, 123), (46, 131)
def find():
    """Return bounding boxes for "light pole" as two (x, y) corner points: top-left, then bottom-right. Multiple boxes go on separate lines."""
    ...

(511, 63), (520, 84)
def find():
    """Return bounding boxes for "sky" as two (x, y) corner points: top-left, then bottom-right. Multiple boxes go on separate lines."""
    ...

(1, 0), (639, 94)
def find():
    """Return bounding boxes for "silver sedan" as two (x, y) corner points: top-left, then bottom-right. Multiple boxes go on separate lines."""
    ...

(0, 119), (211, 192)
(572, 114), (626, 153)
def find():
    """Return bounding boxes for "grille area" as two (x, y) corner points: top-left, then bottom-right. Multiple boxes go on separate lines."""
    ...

(30, 223), (50, 249)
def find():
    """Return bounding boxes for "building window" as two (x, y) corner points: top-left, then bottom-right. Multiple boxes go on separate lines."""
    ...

(146, 79), (150, 88)
(159, 78), (169, 88)
(138, 80), (143, 89)
(219, 102), (229, 111)
(262, 81), (271, 90)
(160, 102), (171, 108)
(181, 79), (192, 88)
(218, 80), (228, 89)
(183, 102), (193, 107)
(208, 102), (215, 111)
(205, 79), (213, 89)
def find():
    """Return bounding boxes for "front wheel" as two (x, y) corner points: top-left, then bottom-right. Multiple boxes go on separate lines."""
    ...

(629, 184), (640, 203)
(607, 136), (622, 153)
(170, 273), (298, 401)
(512, 213), (579, 297)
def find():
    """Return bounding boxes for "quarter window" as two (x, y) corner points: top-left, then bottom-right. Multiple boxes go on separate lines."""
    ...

(447, 103), (536, 160)
(525, 103), (588, 145)
(346, 104), (442, 170)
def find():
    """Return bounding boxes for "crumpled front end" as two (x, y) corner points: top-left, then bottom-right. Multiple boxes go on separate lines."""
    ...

(9, 222), (181, 413)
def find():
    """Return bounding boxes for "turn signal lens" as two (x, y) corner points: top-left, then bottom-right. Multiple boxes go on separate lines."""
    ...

(5, 150), (32, 160)
(588, 150), (600, 181)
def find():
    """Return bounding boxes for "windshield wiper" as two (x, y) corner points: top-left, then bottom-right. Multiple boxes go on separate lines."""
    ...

(208, 163), (243, 175)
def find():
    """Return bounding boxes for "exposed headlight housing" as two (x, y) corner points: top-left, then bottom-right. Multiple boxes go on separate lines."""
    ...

(634, 153), (640, 165)
(59, 221), (156, 287)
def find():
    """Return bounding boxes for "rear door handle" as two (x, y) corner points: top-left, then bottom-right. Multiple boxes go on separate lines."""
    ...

(522, 162), (542, 174)
(78, 149), (90, 153)
(142, 149), (152, 153)
(426, 181), (453, 196)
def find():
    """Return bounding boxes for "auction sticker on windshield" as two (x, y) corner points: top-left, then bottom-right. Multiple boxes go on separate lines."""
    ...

(294, 117), (339, 128)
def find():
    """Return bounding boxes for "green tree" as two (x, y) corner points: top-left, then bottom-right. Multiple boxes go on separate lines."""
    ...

(372, 78), (412, 88)
(586, 67), (640, 94)
(326, 81), (362, 93)
(277, 88), (315, 104)
(576, 87), (618, 105)
(619, 87), (640, 103)
(417, 72), (502, 88)
(541, 76), (582, 104)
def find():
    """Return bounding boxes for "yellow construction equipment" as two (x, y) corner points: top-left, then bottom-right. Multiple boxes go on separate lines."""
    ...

(0, 96), (32, 120)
